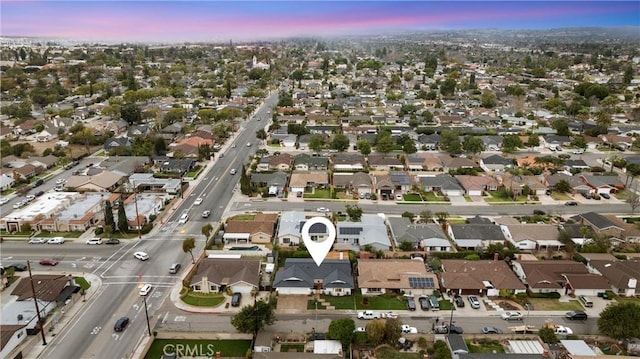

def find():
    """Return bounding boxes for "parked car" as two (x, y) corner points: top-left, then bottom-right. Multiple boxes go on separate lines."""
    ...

(33, 179), (44, 187)
(86, 237), (103, 245)
(418, 296), (430, 311)
(316, 207), (330, 213)
(114, 317), (130, 332)
(501, 311), (524, 321)
(533, 209), (546, 215)
(25, 194), (35, 202)
(0, 197), (9, 205)
(454, 295), (465, 308)
(482, 326), (503, 334)
(600, 193), (611, 199)
(35, 191), (44, 197)
(104, 238), (120, 245)
(468, 295), (481, 309)
(573, 149), (585, 154)
(395, 194), (403, 201)
(133, 251), (149, 261)
(354, 327), (366, 333)
(434, 325), (463, 334)
(565, 201), (578, 206)
(39, 259), (58, 266)
(6, 263), (27, 272)
(357, 310), (381, 320)
(406, 296), (416, 311)
(401, 325), (418, 334)
(28, 238), (47, 244)
(47, 237), (65, 244)
(231, 292), (242, 307)
(565, 311), (588, 320)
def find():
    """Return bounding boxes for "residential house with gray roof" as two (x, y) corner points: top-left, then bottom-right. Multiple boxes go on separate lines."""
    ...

(440, 259), (526, 296)
(332, 154), (365, 172)
(419, 175), (465, 197)
(273, 258), (353, 296)
(276, 211), (330, 246)
(335, 214), (391, 252)
(479, 154), (514, 172)
(571, 212), (624, 239)
(250, 172), (288, 197)
(500, 224), (564, 251)
(440, 156), (478, 172)
(293, 154), (329, 171)
(587, 258), (640, 296)
(367, 155), (404, 171)
(455, 175), (499, 196)
(389, 171), (412, 192)
(387, 217), (450, 251)
(332, 172), (372, 196)
(190, 258), (260, 294)
(416, 133), (440, 150)
(580, 174), (624, 194)
(447, 223), (505, 250)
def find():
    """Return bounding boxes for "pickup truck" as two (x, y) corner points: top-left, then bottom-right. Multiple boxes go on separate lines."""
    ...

(357, 310), (381, 320)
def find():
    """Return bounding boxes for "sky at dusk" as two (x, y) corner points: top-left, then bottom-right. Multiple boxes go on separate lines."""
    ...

(1, 1), (639, 43)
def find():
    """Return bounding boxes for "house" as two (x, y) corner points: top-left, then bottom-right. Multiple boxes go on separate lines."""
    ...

(419, 175), (465, 196)
(417, 133), (440, 150)
(455, 175), (499, 196)
(559, 223), (591, 246)
(447, 223), (505, 250)
(103, 137), (132, 152)
(250, 172), (288, 197)
(500, 224), (564, 251)
(387, 217), (451, 251)
(0, 174), (15, 191)
(223, 213), (278, 244)
(276, 211), (330, 246)
(65, 171), (123, 192)
(331, 154), (365, 172)
(335, 214), (391, 252)
(357, 259), (439, 296)
(511, 260), (608, 295)
(571, 212), (624, 239)
(273, 258), (353, 296)
(0, 325), (28, 359)
(405, 153), (443, 171)
(28, 155), (58, 169)
(440, 156), (478, 171)
(367, 155), (404, 171)
(439, 259), (526, 296)
(587, 258), (640, 296)
(12, 164), (37, 180)
(288, 171), (329, 194)
(256, 157), (271, 172)
(293, 154), (329, 171)
(480, 154), (514, 172)
(604, 215), (640, 243)
(580, 174), (624, 194)
(545, 173), (591, 194)
(389, 171), (412, 192)
(332, 172), (372, 196)
(189, 258), (261, 294)
(268, 153), (294, 171)
(157, 158), (196, 174)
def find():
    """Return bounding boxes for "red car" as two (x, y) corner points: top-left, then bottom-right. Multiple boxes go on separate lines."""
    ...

(39, 259), (58, 266)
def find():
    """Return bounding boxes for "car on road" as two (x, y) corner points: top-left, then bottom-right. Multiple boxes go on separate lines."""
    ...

(202, 210), (211, 218)
(28, 238), (46, 244)
(401, 325), (418, 334)
(13, 201), (24, 209)
(6, 263), (27, 272)
(178, 213), (189, 224)
(565, 311), (588, 320)
(482, 326), (503, 334)
(354, 327), (366, 333)
(316, 207), (330, 213)
(533, 209), (546, 215)
(56, 178), (66, 184)
(572, 149), (585, 154)
(26, 194), (35, 202)
(231, 144), (237, 148)
(139, 283), (152, 296)
(169, 263), (182, 274)
(554, 325), (573, 335)
(434, 325), (464, 334)
(86, 237), (103, 245)
(501, 311), (524, 321)
(54, 184), (65, 191)
(104, 238), (120, 245)
(357, 310), (381, 320)
(230, 169), (237, 175)
(47, 237), (65, 244)
(468, 295), (481, 309)
(114, 317), (129, 332)
(246, 142), (251, 147)
(133, 252), (149, 261)
(35, 191), (44, 197)
(381, 312), (399, 319)
(39, 259), (58, 266)
(565, 201), (578, 206)
(0, 197), (9, 205)
(194, 197), (203, 206)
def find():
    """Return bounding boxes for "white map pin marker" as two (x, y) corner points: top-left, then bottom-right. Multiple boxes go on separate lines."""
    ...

(301, 216), (336, 266)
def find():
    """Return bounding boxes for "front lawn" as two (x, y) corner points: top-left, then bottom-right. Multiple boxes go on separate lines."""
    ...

(232, 214), (257, 220)
(376, 348), (422, 359)
(485, 192), (528, 203)
(280, 344), (305, 352)
(74, 277), (91, 291)
(423, 192), (441, 201)
(466, 339), (505, 353)
(186, 165), (204, 178)
(526, 298), (583, 311)
(309, 291), (408, 310)
(551, 192), (573, 200)
(403, 193), (422, 202)
(144, 339), (251, 358)
(38, 232), (83, 238)
(304, 188), (332, 199)
(181, 291), (226, 307)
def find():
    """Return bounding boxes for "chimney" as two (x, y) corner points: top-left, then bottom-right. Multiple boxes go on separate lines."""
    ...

(494, 252), (499, 262)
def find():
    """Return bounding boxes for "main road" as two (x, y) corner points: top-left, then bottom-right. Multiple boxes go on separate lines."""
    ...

(18, 92), (280, 359)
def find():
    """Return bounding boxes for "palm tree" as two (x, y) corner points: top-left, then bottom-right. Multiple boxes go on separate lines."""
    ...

(182, 237), (196, 264)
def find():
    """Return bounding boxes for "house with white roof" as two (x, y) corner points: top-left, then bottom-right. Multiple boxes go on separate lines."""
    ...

(335, 214), (391, 252)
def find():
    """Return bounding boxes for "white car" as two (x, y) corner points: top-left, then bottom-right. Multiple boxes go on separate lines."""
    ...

(354, 327), (366, 333)
(86, 237), (103, 245)
(202, 210), (211, 218)
(401, 325), (418, 334)
(56, 178), (66, 184)
(246, 142), (251, 147)
(47, 237), (65, 244)
(139, 283), (152, 296)
(54, 184), (65, 191)
(13, 201), (24, 209)
(230, 169), (237, 175)
(0, 197), (9, 205)
(133, 251), (149, 261)
(178, 213), (189, 224)
(501, 311), (524, 321)
(554, 325), (573, 335)
(316, 207), (330, 213)
(28, 238), (47, 244)
(194, 197), (203, 206)
(396, 195), (403, 201)
(357, 310), (381, 320)
(25, 195), (35, 201)
(572, 149), (585, 155)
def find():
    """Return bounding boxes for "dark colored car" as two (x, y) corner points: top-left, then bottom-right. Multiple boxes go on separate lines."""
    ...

(565, 311), (588, 320)
(533, 209), (546, 215)
(406, 296), (416, 311)
(39, 259), (58, 266)
(435, 325), (463, 334)
(104, 238), (120, 245)
(454, 295), (465, 308)
(231, 292), (242, 307)
(114, 317), (130, 332)
(600, 193), (611, 199)
(7, 263), (27, 272)
(33, 179), (44, 188)
(565, 201), (578, 206)
(418, 297), (430, 311)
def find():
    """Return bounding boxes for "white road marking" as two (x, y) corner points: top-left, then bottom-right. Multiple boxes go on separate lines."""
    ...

(90, 326), (101, 335)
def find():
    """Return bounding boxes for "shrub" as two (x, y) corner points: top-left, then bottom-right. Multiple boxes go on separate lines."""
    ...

(95, 227), (104, 235)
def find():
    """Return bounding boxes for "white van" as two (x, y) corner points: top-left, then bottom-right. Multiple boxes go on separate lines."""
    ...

(86, 237), (102, 245)
(579, 295), (593, 308)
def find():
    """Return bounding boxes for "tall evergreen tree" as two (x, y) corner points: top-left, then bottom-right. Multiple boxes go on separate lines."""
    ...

(104, 201), (115, 229)
(240, 165), (251, 195)
(117, 202), (128, 233)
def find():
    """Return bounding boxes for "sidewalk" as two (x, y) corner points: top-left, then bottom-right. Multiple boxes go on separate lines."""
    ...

(22, 272), (102, 359)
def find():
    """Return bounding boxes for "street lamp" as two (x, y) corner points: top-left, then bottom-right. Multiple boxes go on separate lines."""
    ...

(138, 283), (151, 336)
(448, 295), (455, 333)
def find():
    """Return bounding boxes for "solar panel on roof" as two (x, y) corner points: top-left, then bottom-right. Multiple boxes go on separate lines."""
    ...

(339, 227), (363, 235)
(408, 277), (435, 288)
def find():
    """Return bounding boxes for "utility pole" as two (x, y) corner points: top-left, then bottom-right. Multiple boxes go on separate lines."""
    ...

(133, 187), (142, 239)
(142, 295), (151, 336)
(27, 260), (47, 345)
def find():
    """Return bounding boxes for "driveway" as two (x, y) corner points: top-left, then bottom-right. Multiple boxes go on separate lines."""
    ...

(276, 295), (309, 313)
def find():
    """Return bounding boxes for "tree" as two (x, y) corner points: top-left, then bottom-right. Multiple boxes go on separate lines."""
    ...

(365, 319), (386, 345)
(120, 103), (142, 125)
(435, 211), (449, 226)
(231, 299), (276, 333)
(240, 165), (251, 195)
(480, 90), (497, 108)
(627, 187), (640, 214)
(398, 240), (413, 251)
(597, 302), (640, 340)
(327, 318), (355, 349)
(330, 134), (350, 152)
(420, 210), (432, 223)
(402, 139), (417, 154)
(538, 327), (559, 344)
(526, 135), (540, 149)
(345, 204), (363, 221)
(201, 223), (213, 240)
(256, 129), (267, 140)
(182, 237), (196, 264)
(384, 318), (402, 345)
(117, 202), (128, 233)
(501, 134), (523, 153)
(104, 201), (115, 230)
(462, 136), (484, 155)
(375, 133), (394, 154)
(357, 139), (371, 156)
(554, 179), (572, 193)
(440, 78), (456, 97)
(309, 134), (325, 152)
(439, 130), (462, 154)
